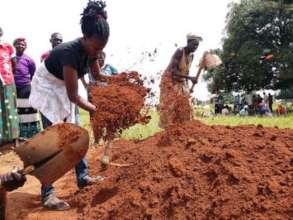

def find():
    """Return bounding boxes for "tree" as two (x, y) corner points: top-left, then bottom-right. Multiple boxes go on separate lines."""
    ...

(276, 88), (293, 99)
(204, 0), (293, 93)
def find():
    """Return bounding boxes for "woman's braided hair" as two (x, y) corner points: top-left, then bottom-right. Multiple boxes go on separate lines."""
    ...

(81, 0), (109, 43)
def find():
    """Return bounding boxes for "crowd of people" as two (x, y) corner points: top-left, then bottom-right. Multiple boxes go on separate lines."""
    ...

(234, 92), (274, 116)
(212, 91), (288, 117)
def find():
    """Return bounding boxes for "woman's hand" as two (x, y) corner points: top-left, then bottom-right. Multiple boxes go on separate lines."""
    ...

(88, 103), (97, 118)
(0, 171), (26, 192)
(190, 76), (198, 84)
(88, 103), (97, 113)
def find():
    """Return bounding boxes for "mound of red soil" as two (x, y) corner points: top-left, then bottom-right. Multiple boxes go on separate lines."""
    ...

(90, 72), (150, 141)
(70, 120), (293, 220)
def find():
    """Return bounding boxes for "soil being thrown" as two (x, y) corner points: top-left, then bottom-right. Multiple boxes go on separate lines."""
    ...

(90, 71), (150, 141)
(70, 120), (293, 220)
(159, 72), (192, 128)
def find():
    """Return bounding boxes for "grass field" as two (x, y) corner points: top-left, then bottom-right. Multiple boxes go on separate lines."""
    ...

(80, 109), (293, 140)
(200, 115), (293, 128)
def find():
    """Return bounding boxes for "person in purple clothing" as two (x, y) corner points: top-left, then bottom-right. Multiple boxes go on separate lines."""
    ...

(12, 38), (41, 139)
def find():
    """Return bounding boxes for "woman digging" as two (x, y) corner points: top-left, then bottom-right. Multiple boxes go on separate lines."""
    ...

(29, 0), (109, 211)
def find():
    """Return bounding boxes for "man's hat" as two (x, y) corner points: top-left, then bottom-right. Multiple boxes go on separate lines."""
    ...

(186, 33), (203, 41)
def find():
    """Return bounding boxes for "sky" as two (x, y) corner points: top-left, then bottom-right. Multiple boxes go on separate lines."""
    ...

(0, 0), (234, 101)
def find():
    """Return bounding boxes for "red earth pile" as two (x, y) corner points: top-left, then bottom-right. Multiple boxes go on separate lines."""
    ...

(70, 120), (293, 220)
(89, 71), (150, 141)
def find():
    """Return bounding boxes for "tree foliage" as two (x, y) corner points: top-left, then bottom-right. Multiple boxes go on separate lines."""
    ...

(276, 88), (293, 99)
(204, 0), (293, 93)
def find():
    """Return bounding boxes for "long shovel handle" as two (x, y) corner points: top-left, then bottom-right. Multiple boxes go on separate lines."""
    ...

(190, 82), (196, 93)
(19, 165), (35, 175)
(190, 63), (205, 93)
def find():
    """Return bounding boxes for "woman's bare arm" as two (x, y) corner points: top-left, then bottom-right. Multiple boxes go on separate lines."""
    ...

(63, 65), (96, 113)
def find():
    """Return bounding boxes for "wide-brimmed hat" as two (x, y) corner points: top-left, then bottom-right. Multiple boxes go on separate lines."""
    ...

(186, 33), (203, 42)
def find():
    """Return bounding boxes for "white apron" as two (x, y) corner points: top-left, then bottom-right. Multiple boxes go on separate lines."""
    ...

(29, 63), (75, 124)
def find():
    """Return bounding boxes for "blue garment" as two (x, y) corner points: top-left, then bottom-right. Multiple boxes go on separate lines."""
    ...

(239, 107), (249, 116)
(102, 64), (118, 76)
(40, 114), (88, 199)
(88, 64), (118, 82)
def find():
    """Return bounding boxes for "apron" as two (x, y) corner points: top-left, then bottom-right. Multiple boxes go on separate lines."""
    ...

(29, 63), (75, 124)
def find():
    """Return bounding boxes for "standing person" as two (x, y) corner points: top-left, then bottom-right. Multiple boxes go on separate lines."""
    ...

(29, 1), (109, 210)
(95, 51), (118, 76)
(40, 32), (63, 62)
(0, 27), (19, 146)
(245, 93), (253, 115)
(214, 93), (219, 114)
(159, 33), (206, 128)
(81, 51), (118, 88)
(12, 38), (41, 139)
(263, 92), (268, 105)
(233, 94), (240, 113)
(214, 92), (223, 114)
(268, 93), (273, 113)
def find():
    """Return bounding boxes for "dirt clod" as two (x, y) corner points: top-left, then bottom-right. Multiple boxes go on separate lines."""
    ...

(90, 72), (150, 141)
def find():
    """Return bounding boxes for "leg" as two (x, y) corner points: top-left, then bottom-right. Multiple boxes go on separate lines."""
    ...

(101, 140), (112, 165)
(75, 158), (89, 187)
(41, 185), (54, 201)
(40, 114), (70, 210)
(17, 85), (41, 139)
(75, 157), (105, 188)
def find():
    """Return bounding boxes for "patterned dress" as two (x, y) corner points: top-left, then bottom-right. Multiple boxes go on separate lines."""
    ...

(159, 48), (193, 128)
(0, 43), (19, 145)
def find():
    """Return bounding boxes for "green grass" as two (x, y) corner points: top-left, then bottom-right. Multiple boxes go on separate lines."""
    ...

(199, 114), (293, 129)
(121, 111), (163, 140)
(79, 110), (162, 140)
(80, 110), (90, 127)
(80, 109), (293, 141)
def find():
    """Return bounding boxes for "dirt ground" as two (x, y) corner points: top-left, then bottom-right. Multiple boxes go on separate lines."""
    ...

(1, 120), (293, 220)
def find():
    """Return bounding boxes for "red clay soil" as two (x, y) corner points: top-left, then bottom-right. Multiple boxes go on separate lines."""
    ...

(90, 72), (150, 142)
(159, 72), (193, 128)
(70, 120), (293, 220)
